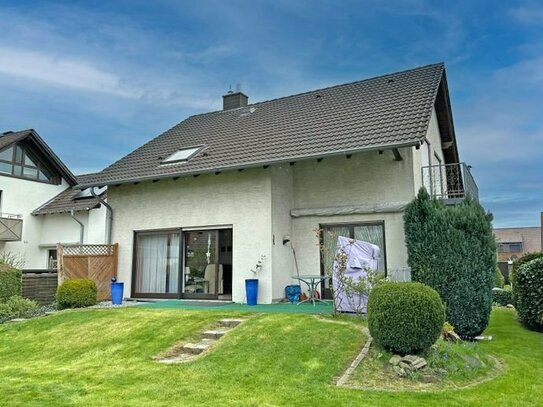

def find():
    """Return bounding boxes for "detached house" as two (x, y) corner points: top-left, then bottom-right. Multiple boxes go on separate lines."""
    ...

(0, 129), (107, 270)
(77, 63), (478, 304)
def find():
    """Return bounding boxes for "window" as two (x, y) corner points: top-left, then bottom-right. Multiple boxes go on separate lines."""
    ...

(161, 146), (203, 164)
(48, 249), (58, 270)
(497, 242), (523, 253)
(0, 143), (54, 182)
(320, 222), (386, 299)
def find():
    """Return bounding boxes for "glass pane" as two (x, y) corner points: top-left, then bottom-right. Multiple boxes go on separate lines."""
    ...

(0, 146), (13, 161)
(354, 224), (385, 271)
(322, 226), (351, 276)
(0, 161), (11, 174)
(14, 146), (23, 164)
(24, 153), (37, 167)
(38, 169), (52, 181)
(13, 165), (22, 176)
(135, 233), (179, 294)
(184, 230), (217, 295)
(23, 166), (38, 178)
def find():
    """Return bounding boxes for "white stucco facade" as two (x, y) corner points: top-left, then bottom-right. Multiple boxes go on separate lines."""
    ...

(0, 175), (107, 269)
(109, 130), (443, 303)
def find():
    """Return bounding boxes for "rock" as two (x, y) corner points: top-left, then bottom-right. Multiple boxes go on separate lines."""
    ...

(506, 304), (514, 308)
(435, 368), (448, 377)
(422, 374), (439, 383)
(399, 361), (410, 370)
(389, 355), (402, 366)
(392, 365), (407, 377)
(401, 355), (427, 370)
(461, 354), (483, 369)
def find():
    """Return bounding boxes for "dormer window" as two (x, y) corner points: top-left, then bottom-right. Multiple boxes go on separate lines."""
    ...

(0, 144), (54, 183)
(161, 146), (204, 164)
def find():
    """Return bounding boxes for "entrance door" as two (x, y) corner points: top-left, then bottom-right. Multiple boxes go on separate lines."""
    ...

(182, 229), (233, 300)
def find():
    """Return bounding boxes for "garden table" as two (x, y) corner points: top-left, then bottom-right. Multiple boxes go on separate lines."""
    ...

(292, 275), (328, 306)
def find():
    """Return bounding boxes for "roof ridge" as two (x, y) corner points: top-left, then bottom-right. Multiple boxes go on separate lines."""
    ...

(187, 62), (445, 119)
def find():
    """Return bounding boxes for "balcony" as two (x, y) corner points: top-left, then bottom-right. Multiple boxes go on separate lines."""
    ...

(0, 213), (23, 241)
(421, 163), (479, 203)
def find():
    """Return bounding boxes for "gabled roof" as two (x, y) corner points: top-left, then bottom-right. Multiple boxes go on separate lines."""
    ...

(32, 174), (106, 215)
(78, 63), (450, 188)
(0, 129), (77, 185)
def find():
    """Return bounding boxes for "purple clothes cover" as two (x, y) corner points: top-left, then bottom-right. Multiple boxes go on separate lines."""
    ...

(332, 236), (380, 313)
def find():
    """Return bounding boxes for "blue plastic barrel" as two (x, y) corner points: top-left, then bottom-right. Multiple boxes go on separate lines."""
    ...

(245, 279), (258, 306)
(111, 282), (124, 305)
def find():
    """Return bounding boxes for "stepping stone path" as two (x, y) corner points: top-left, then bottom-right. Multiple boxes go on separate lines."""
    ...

(156, 318), (244, 364)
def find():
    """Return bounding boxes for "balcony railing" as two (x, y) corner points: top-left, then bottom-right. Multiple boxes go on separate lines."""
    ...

(421, 163), (479, 202)
(0, 213), (23, 241)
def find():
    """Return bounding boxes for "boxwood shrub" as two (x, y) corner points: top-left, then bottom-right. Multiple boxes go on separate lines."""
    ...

(492, 287), (512, 306)
(56, 279), (97, 309)
(511, 252), (543, 306)
(494, 268), (505, 288)
(367, 282), (445, 355)
(404, 189), (495, 338)
(0, 266), (22, 303)
(0, 296), (39, 323)
(515, 258), (543, 331)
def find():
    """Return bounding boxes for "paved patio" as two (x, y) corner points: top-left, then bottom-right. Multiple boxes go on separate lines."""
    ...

(138, 300), (334, 314)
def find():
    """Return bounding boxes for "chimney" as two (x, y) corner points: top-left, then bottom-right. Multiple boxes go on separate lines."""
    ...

(222, 90), (248, 111)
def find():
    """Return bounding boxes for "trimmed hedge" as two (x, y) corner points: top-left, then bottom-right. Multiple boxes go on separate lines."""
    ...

(0, 296), (39, 323)
(56, 279), (97, 309)
(515, 258), (543, 331)
(492, 288), (512, 306)
(494, 268), (505, 288)
(404, 189), (495, 338)
(0, 267), (22, 303)
(511, 252), (543, 306)
(367, 282), (445, 355)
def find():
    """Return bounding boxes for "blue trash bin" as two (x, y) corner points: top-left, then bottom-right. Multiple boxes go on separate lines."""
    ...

(111, 282), (124, 305)
(245, 279), (258, 306)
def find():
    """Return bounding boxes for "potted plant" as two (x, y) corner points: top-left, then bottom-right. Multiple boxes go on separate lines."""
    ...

(246, 255), (265, 306)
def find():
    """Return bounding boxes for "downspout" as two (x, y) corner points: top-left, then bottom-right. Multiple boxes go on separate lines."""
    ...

(69, 210), (85, 244)
(90, 187), (113, 244)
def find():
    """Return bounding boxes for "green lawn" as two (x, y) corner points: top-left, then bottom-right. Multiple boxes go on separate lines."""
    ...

(0, 307), (541, 406)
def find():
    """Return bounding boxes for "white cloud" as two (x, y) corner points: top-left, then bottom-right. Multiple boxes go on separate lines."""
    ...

(0, 47), (143, 98)
(509, 6), (543, 25)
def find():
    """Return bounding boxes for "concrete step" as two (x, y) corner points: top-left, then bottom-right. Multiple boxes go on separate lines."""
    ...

(182, 342), (213, 355)
(218, 319), (244, 328)
(157, 353), (194, 364)
(202, 330), (227, 339)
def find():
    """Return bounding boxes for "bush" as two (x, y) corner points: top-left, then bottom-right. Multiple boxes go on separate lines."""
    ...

(367, 282), (445, 355)
(404, 189), (495, 338)
(494, 268), (505, 288)
(511, 252), (543, 306)
(0, 266), (22, 303)
(515, 258), (543, 331)
(492, 287), (512, 306)
(56, 279), (97, 309)
(0, 296), (39, 322)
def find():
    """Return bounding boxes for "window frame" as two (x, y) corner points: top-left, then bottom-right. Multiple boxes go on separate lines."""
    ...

(0, 142), (58, 184)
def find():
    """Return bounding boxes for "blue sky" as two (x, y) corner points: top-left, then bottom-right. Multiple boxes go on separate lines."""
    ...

(0, 0), (541, 227)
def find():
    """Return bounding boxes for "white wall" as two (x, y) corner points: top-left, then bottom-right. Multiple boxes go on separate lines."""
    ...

(288, 148), (415, 283)
(426, 107), (445, 165)
(0, 175), (68, 268)
(108, 169), (273, 303)
(270, 165), (295, 301)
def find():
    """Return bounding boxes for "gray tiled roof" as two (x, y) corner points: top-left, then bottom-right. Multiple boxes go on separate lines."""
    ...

(78, 63), (445, 188)
(32, 175), (106, 215)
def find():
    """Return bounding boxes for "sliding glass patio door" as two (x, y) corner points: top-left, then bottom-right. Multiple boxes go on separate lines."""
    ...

(183, 230), (219, 299)
(133, 231), (180, 298)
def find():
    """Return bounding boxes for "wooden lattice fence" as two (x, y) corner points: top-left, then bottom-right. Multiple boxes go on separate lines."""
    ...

(57, 243), (119, 301)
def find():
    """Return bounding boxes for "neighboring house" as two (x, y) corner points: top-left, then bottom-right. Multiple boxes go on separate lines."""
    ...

(0, 129), (107, 270)
(494, 215), (542, 283)
(77, 63), (478, 304)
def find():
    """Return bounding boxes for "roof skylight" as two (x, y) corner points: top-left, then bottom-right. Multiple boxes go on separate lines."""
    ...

(162, 146), (203, 164)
